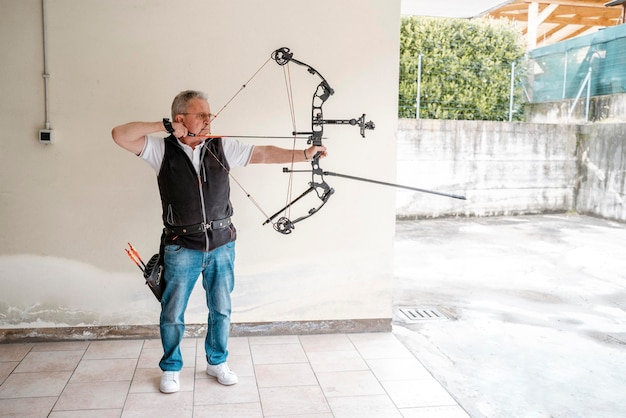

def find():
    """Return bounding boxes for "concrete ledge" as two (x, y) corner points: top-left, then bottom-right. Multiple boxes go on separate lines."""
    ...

(0, 318), (391, 343)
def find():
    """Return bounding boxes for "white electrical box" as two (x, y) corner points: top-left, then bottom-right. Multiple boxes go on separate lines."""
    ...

(39, 129), (54, 144)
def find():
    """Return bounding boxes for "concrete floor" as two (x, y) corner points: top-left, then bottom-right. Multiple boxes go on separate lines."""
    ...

(392, 214), (626, 418)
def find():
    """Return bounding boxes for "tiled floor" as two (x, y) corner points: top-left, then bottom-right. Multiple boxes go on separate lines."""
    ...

(0, 333), (470, 417)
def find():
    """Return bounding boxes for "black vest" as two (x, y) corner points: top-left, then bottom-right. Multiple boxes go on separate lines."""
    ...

(157, 136), (236, 251)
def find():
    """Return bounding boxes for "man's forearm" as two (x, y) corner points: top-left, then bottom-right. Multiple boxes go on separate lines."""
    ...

(249, 145), (326, 164)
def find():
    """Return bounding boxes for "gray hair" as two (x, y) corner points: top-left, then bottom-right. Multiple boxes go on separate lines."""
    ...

(171, 90), (208, 119)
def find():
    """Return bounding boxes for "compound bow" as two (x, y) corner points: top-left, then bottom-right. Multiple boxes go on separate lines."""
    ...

(208, 47), (375, 234)
(260, 47), (375, 234)
(210, 47), (463, 235)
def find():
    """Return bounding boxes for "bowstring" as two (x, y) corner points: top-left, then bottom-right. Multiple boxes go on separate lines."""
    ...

(206, 53), (278, 228)
(204, 143), (274, 224)
(205, 51), (302, 229)
(282, 62), (299, 223)
(210, 56), (273, 123)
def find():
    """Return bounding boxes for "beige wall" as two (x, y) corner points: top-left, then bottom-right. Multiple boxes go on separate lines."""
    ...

(0, 0), (400, 330)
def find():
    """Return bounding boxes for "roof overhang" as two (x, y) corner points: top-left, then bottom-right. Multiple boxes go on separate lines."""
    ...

(486, 0), (625, 47)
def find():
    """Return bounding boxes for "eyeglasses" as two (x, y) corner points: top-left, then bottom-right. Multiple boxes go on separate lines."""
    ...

(180, 112), (214, 120)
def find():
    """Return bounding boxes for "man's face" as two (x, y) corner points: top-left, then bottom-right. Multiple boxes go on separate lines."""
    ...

(176, 98), (212, 136)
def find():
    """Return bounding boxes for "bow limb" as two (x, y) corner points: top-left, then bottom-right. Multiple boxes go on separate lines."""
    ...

(262, 152), (335, 235)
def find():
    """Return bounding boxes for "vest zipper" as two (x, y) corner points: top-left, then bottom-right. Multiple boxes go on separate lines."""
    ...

(198, 145), (210, 251)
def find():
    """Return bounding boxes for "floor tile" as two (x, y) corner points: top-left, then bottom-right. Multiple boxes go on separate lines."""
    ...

(49, 408), (123, 417)
(129, 367), (163, 393)
(0, 371), (71, 398)
(30, 341), (89, 352)
(0, 343), (33, 362)
(226, 337), (251, 355)
(141, 338), (162, 349)
(192, 402), (263, 418)
(255, 362), (318, 388)
(250, 335), (300, 345)
(299, 334), (356, 352)
(83, 340), (144, 360)
(194, 375), (259, 405)
(327, 394), (403, 418)
(70, 358), (138, 383)
(259, 385), (331, 416)
(122, 391), (194, 418)
(180, 345), (198, 368)
(250, 343), (308, 365)
(0, 396), (56, 417)
(381, 379), (458, 409)
(54, 381), (131, 410)
(399, 405), (472, 418)
(263, 414), (334, 418)
(179, 338), (198, 348)
(306, 350), (369, 373)
(348, 333), (414, 360)
(316, 370), (386, 398)
(14, 351), (84, 373)
(136, 347), (163, 369)
(366, 357), (432, 381)
(0, 333), (464, 417)
(0, 362), (18, 384)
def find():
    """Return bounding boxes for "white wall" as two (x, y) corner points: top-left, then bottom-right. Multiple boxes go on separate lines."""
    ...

(0, 0), (400, 330)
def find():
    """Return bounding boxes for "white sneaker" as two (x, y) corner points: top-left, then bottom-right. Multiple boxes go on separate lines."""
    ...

(206, 362), (238, 385)
(159, 371), (180, 393)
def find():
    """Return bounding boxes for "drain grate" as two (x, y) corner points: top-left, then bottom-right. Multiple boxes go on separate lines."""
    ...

(396, 307), (448, 323)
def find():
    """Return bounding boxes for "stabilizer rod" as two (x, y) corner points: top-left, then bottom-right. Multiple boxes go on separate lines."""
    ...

(284, 168), (466, 200)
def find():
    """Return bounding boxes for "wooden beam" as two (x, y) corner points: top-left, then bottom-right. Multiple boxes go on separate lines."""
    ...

(566, 25), (596, 37)
(540, 23), (568, 38)
(487, 0), (624, 47)
(494, 3), (621, 16)
(538, 3), (560, 21)
(539, 24), (592, 44)
(546, 15), (620, 25)
(527, 2), (540, 49)
(526, 0), (613, 7)
(496, 0), (614, 8)
(549, 5), (621, 17)
(491, 3), (621, 24)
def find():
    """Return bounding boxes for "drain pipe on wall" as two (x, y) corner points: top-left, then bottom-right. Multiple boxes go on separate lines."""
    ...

(39, 0), (54, 144)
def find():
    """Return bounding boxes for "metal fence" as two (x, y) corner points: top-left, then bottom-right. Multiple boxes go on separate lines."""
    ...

(400, 24), (626, 123)
(398, 54), (526, 121)
(526, 24), (626, 122)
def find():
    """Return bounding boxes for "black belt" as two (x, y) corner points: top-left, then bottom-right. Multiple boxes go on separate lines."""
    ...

(164, 217), (231, 236)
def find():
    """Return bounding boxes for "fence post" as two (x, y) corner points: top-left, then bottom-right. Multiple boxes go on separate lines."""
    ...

(567, 67), (592, 123)
(585, 66), (592, 123)
(509, 61), (516, 122)
(562, 51), (568, 99)
(416, 54), (422, 120)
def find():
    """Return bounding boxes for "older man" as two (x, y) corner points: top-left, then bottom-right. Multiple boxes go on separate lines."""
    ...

(112, 90), (326, 393)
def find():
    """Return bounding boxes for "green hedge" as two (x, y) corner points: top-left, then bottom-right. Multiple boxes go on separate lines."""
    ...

(400, 16), (527, 120)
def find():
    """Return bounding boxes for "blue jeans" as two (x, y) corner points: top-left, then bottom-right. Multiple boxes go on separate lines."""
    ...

(159, 242), (235, 372)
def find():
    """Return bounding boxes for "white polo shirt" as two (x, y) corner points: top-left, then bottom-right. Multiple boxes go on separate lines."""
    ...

(140, 135), (254, 173)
